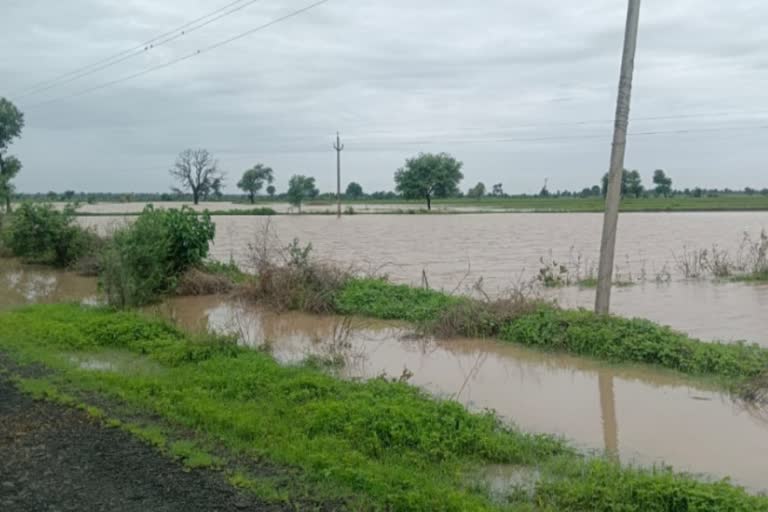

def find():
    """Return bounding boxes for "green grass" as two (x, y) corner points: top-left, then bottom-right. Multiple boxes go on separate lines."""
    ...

(333, 278), (768, 385)
(200, 259), (248, 284)
(336, 278), (462, 322)
(2, 304), (767, 510)
(69, 195), (768, 216)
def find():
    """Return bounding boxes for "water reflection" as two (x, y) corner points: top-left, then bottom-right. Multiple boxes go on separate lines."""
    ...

(0, 259), (98, 310)
(2, 261), (767, 491)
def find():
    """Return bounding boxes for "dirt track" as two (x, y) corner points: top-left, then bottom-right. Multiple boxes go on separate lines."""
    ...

(0, 376), (286, 512)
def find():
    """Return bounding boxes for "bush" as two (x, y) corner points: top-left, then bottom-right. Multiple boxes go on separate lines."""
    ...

(335, 278), (461, 323)
(1, 202), (98, 267)
(100, 206), (215, 307)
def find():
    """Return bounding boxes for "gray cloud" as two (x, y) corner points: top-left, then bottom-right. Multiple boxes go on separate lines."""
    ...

(2, 0), (768, 194)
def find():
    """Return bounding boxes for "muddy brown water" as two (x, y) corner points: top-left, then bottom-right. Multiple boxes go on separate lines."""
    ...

(79, 211), (768, 345)
(1, 259), (767, 492)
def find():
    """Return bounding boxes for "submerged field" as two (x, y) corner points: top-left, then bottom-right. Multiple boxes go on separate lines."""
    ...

(2, 304), (768, 511)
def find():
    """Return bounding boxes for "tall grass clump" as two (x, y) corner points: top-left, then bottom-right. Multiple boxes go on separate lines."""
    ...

(100, 205), (215, 307)
(1, 202), (99, 267)
(237, 222), (352, 313)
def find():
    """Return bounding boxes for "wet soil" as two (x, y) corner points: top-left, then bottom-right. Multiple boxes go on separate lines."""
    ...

(0, 373), (290, 512)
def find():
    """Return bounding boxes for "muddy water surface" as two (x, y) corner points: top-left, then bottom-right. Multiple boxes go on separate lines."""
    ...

(80, 211), (768, 344)
(3, 260), (767, 491)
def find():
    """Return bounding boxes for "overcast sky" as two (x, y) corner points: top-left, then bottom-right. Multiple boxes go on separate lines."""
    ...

(2, 0), (768, 195)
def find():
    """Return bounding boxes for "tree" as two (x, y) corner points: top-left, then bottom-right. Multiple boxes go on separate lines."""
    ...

(625, 170), (644, 198)
(169, 149), (224, 205)
(601, 169), (633, 197)
(345, 181), (364, 199)
(0, 98), (24, 213)
(287, 175), (318, 213)
(63, 190), (76, 200)
(492, 183), (504, 197)
(539, 185), (550, 198)
(653, 169), (672, 197)
(394, 153), (463, 211)
(266, 185), (276, 198)
(467, 182), (486, 198)
(237, 164), (274, 204)
(745, 187), (756, 196)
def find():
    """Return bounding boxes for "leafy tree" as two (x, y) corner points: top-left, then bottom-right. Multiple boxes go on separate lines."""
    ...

(761, 188), (768, 196)
(625, 170), (644, 198)
(46, 191), (58, 200)
(601, 170), (635, 197)
(63, 190), (76, 200)
(345, 181), (364, 199)
(394, 152), (463, 210)
(287, 175), (319, 213)
(653, 169), (673, 197)
(169, 149), (224, 205)
(0, 98), (24, 213)
(266, 185), (276, 198)
(237, 164), (274, 204)
(539, 186), (550, 198)
(492, 183), (504, 197)
(467, 182), (486, 198)
(745, 187), (756, 196)
(0, 156), (21, 212)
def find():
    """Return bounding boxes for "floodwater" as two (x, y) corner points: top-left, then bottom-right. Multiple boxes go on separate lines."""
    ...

(79, 210), (768, 344)
(1, 259), (766, 491)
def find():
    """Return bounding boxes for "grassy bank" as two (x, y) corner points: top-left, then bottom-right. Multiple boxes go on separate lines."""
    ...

(332, 279), (768, 386)
(2, 304), (767, 511)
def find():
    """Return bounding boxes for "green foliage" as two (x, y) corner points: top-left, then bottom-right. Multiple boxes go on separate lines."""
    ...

(500, 307), (768, 379)
(394, 152), (464, 210)
(2, 202), (98, 266)
(237, 164), (274, 204)
(2, 304), (766, 511)
(201, 259), (248, 284)
(345, 181), (363, 199)
(532, 457), (768, 512)
(286, 175), (319, 212)
(100, 206), (215, 307)
(654, 169), (673, 197)
(467, 182), (486, 198)
(336, 278), (462, 323)
(0, 97), (24, 153)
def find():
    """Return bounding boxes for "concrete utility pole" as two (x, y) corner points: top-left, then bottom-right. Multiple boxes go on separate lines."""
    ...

(333, 132), (344, 218)
(595, 0), (641, 315)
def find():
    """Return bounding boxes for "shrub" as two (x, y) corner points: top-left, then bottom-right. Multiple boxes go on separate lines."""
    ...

(2, 202), (98, 267)
(335, 278), (461, 323)
(100, 206), (215, 307)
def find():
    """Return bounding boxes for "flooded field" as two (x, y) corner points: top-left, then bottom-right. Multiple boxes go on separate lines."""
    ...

(1, 258), (767, 492)
(79, 211), (768, 344)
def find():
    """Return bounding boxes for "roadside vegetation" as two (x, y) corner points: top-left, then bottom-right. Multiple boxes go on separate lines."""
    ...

(2, 304), (768, 511)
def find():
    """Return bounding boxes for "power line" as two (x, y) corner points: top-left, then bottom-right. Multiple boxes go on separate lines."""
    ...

(11, 0), (260, 98)
(22, 0), (331, 109)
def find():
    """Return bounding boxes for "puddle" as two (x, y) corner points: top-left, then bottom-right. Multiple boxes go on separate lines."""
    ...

(68, 350), (164, 375)
(154, 295), (768, 492)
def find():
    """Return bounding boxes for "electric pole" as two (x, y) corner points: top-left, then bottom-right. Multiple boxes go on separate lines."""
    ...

(334, 132), (344, 218)
(595, 0), (641, 315)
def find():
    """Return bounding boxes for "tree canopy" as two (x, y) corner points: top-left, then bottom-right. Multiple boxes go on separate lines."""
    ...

(0, 98), (24, 212)
(287, 175), (319, 212)
(169, 149), (224, 205)
(345, 182), (364, 199)
(237, 164), (274, 204)
(467, 182), (486, 198)
(653, 169), (673, 197)
(394, 152), (463, 210)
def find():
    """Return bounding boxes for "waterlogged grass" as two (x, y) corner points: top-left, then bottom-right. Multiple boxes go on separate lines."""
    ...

(0, 304), (567, 510)
(333, 278), (768, 384)
(2, 304), (767, 510)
